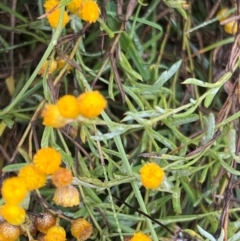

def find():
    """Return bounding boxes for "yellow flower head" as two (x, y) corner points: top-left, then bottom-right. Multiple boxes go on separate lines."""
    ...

(78, 0), (100, 23)
(44, 0), (59, 12)
(130, 232), (152, 241)
(0, 222), (21, 241)
(52, 167), (73, 187)
(44, 0), (69, 29)
(66, 0), (82, 14)
(71, 218), (93, 241)
(44, 225), (66, 241)
(47, 9), (70, 29)
(18, 164), (47, 191)
(35, 212), (57, 234)
(1, 177), (28, 204)
(139, 163), (165, 189)
(33, 147), (62, 175)
(0, 204), (26, 225)
(41, 104), (69, 128)
(53, 185), (80, 207)
(77, 91), (107, 118)
(57, 95), (79, 119)
(38, 59), (57, 77)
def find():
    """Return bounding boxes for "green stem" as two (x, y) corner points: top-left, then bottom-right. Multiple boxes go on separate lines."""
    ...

(0, 3), (65, 117)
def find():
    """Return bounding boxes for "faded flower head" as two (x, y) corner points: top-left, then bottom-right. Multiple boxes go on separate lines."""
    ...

(71, 218), (93, 241)
(52, 167), (73, 187)
(53, 185), (80, 207)
(35, 212), (57, 234)
(0, 222), (21, 241)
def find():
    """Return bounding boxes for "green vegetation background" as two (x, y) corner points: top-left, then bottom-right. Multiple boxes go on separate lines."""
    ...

(1, 0), (240, 240)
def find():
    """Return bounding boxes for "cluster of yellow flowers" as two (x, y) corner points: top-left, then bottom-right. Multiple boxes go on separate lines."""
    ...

(0, 148), (75, 226)
(22, 211), (92, 241)
(0, 146), (93, 240)
(44, 0), (100, 29)
(40, 218), (93, 241)
(41, 91), (107, 128)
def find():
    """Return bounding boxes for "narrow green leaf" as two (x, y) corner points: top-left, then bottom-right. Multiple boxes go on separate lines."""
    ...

(159, 213), (210, 224)
(168, 114), (199, 126)
(155, 60), (182, 87)
(119, 51), (143, 81)
(107, 161), (114, 181)
(77, 176), (104, 187)
(172, 187), (182, 214)
(122, 110), (162, 122)
(73, 207), (88, 218)
(218, 155), (240, 175)
(2, 163), (26, 172)
(107, 216), (135, 233)
(41, 127), (51, 147)
(197, 225), (216, 241)
(108, 71), (115, 100)
(217, 229), (225, 241)
(146, 127), (177, 150)
(182, 78), (212, 87)
(199, 164), (209, 183)
(17, 147), (32, 163)
(91, 126), (130, 141)
(203, 113), (215, 144)
(229, 230), (240, 241)
(120, 32), (150, 80)
(204, 87), (220, 107)
(139, 60), (182, 95)
(124, 87), (145, 110)
(228, 129), (236, 155)
(2, 117), (14, 129)
(83, 187), (102, 204)
(180, 177), (196, 203)
(108, 11), (163, 32)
